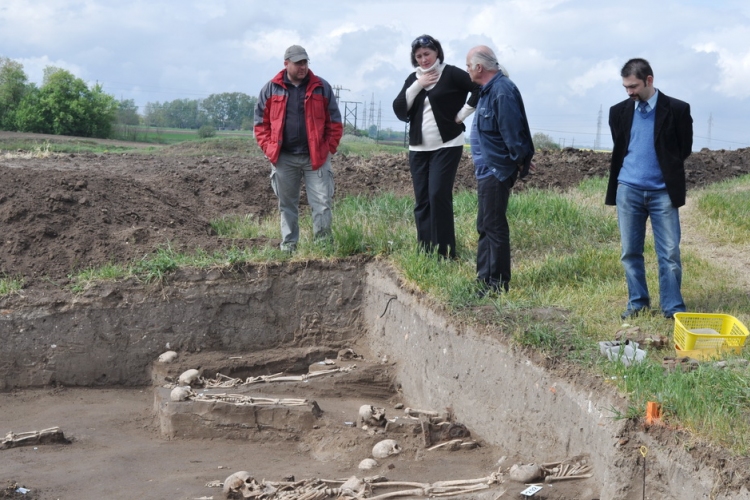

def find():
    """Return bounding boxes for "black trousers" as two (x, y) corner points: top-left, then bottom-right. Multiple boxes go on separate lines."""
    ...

(476, 173), (515, 291)
(408, 146), (463, 258)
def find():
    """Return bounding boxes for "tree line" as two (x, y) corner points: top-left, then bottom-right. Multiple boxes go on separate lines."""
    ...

(141, 92), (256, 131)
(2, 55), (559, 147)
(1, 56), (257, 139)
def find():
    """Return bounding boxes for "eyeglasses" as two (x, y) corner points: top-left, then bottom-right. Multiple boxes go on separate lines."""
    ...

(411, 36), (435, 50)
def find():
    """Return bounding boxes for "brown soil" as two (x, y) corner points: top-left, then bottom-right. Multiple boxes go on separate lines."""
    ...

(2, 132), (750, 500)
(2, 131), (749, 284)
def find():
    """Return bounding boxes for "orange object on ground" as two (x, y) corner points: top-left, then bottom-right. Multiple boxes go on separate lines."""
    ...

(646, 401), (662, 425)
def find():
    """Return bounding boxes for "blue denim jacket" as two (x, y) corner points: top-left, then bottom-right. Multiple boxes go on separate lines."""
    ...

(475, 72), (534, 182)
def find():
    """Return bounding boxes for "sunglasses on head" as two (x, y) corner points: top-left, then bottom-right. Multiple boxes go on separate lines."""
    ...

(411, 36), (435, 49)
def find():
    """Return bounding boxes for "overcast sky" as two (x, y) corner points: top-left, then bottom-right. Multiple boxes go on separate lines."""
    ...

(2, 0), (749, 150)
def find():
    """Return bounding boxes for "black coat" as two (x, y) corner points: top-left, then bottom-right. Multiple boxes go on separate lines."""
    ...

(606, 91), (693, 207)
(393, 64), (480, 146)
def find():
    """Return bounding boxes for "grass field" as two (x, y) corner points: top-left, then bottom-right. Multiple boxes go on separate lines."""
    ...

(0, 129), (407, 156)
(111, 125), (254, 144)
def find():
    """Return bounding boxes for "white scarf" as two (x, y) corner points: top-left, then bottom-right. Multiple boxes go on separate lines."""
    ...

(415, 61), (444, 90)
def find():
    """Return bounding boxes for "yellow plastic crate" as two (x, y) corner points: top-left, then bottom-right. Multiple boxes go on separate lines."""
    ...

(674, 344), (743, 361)
(673, 312), (749, 351)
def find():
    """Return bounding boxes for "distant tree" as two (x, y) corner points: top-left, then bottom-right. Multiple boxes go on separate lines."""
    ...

(143, 101), (166, 128)
(201, 92), (255, 129)
(0, 57), (30, 130)
(164, 98), (206, 129)
(42, 66), (63, 86)
(377, 127), (405, 142)
(240, 117), (254, 131)
(85, 83), (119, 138)
(15, 67), (118, 138)
(142, 98), (208, 129)
(197, 124), (216, 138)
(533, 132), (561, 150)
(116, 99), (140, 125)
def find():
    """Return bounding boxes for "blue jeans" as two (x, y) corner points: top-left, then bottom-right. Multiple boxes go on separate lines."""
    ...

(616, 183), (685, 317)
(271, 152), (334, 250)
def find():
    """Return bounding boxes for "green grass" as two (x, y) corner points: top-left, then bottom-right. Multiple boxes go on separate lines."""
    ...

(337, 134), (407, 156)
(157, 136), (265, 157)
(68, 264), (127, 293)
(0, 137), (137, 155)
(112, 126), (253, 145)
(605, 353), (750, 452)
(211, 214), (263, 239)
(55, 170), (750, 455)
(696, 175), (750, 244)
(0, 129), (258, 156)
(511, 188), (619, 255)
(0, 276), (24, 296)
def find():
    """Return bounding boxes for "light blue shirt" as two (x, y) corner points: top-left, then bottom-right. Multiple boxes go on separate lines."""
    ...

(635, 89), (659, 113)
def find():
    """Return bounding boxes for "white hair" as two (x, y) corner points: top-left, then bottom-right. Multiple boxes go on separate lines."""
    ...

(470, 48), (509, 77)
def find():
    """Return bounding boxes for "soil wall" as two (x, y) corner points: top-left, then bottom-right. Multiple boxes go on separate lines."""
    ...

(361, 263), (750, 500)
(0, 261), (365, 388)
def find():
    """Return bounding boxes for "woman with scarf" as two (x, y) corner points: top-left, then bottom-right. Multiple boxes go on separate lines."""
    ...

(393, 34), (480, 259)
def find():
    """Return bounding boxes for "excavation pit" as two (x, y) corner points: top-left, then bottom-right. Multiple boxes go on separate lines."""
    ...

(1, 261), (747, 499)
(153, 352), (390, 441)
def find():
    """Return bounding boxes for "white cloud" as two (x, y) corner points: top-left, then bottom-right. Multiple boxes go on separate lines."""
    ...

(16, 56), (84, 85)
(1, 0), (749, 149)
(567, 59), (620, 93)
(692, 26), (750, 99)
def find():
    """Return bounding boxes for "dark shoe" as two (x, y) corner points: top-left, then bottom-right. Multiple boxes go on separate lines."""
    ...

(621, 307), (650, 320)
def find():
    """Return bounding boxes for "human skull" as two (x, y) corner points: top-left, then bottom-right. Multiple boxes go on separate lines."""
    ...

(157, 350), (178, 363)
(170, 386), (194, 402)
(178, 369), (200, 386)
(358, 458), (379, 470)
(372, 439), (401, 459)
(509, 463), (542, 483)
(358, 405), (386, 427)
(223, 471), (256, 499)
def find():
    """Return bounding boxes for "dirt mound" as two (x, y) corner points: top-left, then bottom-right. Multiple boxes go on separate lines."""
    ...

(1, 142), (749, 283)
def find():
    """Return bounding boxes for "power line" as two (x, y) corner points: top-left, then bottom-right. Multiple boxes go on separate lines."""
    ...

(331, 85), (349, 103)
(368, 93), (375, 129)
(340, 101), (362, 129)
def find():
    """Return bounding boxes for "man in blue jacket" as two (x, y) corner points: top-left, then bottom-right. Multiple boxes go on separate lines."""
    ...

(466, 45), (534, 296)
(607, 58), (693, 320)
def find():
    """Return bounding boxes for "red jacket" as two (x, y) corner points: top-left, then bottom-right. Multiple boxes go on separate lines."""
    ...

(254, 69), (343, 169)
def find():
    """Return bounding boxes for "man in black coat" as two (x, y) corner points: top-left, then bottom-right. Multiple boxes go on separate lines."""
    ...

(606, 58), (693, 320)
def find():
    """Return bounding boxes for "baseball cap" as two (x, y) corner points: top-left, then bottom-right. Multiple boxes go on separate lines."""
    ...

(284, 45), (309, 63)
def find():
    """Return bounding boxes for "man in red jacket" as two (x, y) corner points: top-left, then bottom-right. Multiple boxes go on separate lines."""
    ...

(254, 45), (343, 252)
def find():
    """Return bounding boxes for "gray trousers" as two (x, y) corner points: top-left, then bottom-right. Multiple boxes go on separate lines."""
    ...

(271, 152), (334, 249)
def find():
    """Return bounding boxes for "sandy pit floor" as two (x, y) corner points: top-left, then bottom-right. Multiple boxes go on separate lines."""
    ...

(0, 343), (604, 500)
(0, 386), (596, 499)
